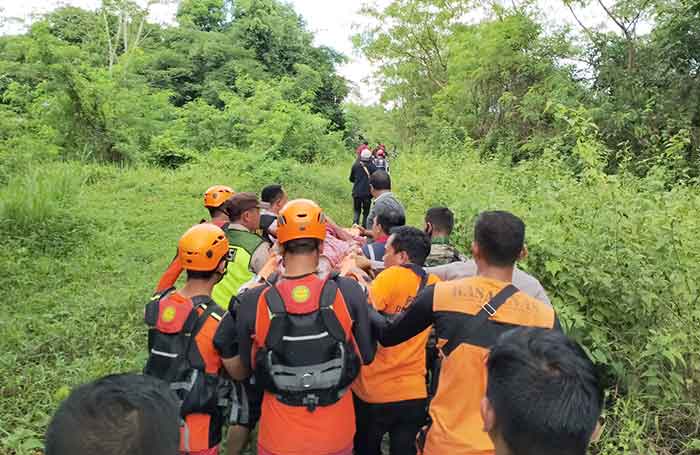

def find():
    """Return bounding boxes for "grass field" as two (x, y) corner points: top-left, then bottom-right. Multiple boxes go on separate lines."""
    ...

(1, 148), (699, 454)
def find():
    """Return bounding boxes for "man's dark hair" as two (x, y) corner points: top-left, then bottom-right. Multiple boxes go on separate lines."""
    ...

(283, 238), (321, 255)
(45, 374), (179, 455)
(376, 210), (405, 235)
(363, 140), (369, 145)
(369, 170), (391, 191)
(207, 206), (225, 217)
(186, 268), (219, 280)
(425, 207), (455, 235)
(487, 328), (603, 455)
(261, 184), (285, 204)
(473, 211), (524, 267)
(388, 226), (431, 266)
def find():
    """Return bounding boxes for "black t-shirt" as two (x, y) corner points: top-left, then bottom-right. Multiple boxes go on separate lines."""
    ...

(259, 213), (277, 244)
(214, 275), (377, 368)
(213, 308), (239, 359)
(349, 161), (377, 199)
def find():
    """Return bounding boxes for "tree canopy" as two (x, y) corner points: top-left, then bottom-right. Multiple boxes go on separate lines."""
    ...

(0, 0), (349, 169)
(355, 0), (700, 179)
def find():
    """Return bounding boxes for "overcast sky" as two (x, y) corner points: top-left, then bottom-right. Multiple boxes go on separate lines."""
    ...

(0, 0), (622, 103)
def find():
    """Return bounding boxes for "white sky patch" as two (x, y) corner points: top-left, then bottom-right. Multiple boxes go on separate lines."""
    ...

(0, 0), (636, 104)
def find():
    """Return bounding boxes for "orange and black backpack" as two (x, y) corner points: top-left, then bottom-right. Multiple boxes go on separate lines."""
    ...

(253, 275), (361, 411)
(143, 290), (224, 419)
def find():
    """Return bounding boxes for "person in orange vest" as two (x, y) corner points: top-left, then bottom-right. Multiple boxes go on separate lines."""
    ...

(156, 185), (234, 292)
(375, 211), (561, 455)
(214, 199), (376, 455)
(353, 226), (441, 455)
(144, 223), (232, 455)
(482, 328), (603, 455)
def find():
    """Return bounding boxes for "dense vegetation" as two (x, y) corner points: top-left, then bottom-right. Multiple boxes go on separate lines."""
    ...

(353, 0), (700, 180)
(1, 0), (699, 454)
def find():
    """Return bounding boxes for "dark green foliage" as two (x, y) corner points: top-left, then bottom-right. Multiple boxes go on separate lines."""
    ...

(356, 0), (700, 179)
(352, 1), (700, 451)
(0, 0), (349, 166)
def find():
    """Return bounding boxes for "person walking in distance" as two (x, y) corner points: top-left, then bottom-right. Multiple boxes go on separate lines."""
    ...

(350, 149), (377, 227)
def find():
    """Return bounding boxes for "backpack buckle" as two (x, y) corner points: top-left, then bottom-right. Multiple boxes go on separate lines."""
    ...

(301, 373), (314, 389)
(482, 302), (497, 316)
(303, 394), (320, 412)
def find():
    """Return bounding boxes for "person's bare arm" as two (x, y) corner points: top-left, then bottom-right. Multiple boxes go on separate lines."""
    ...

(222, 356), (250, 381)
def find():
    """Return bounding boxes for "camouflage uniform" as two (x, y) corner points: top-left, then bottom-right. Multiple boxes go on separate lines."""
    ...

(425, 238), (467, 267)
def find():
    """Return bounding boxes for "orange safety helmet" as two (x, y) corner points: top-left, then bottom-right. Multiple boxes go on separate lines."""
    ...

(204, 185), (235, 208)
(276, 199), (327, 244)
(178, 224), (230, 271)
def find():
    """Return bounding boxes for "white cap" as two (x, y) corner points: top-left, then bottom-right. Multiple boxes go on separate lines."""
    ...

(360, 149), (372, 161)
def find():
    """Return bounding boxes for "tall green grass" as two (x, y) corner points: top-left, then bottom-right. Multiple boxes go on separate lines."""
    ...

(1, 149), (698, 454)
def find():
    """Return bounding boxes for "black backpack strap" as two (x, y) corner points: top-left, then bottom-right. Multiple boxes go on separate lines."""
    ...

(263, 285), (289, 351)
(441, 284), (519, 356)
(181, 297), (221, 370)
(360, 163), (371, 177)
(318, 276), (347, 342)
(188, 296), (223, 338)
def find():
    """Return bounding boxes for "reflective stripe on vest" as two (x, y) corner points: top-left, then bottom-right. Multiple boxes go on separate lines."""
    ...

(212, 228), (265, 308)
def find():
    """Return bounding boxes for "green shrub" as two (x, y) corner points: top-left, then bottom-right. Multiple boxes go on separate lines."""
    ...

(1, 150), (698, 454)
(0, 163), (90, 247)
(389, 149), (700, 453)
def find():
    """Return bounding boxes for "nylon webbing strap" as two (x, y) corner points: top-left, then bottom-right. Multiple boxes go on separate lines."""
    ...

(441, 284), (519, 356)
(361, 163), (370, 177)
(269, 356), (344, 391)
(319, 279), (338, 310)
(185, 298), (220, 368)
(190, 302), (218, 339)
(319, 277), (347, 342)
(263, 286), (288, 350)
(264, 286), (287, 314)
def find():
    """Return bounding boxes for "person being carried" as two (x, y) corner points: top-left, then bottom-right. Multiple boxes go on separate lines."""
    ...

(350, 149), (378, 227)
(353, 226), (440, 455)
(45, 373), (180, 455)
(215, 199), (376, 455)
(375, 211), (561, 455)
(259, 184), (288, 244)
(423, 207), (467, 267)
(211, 192), (271, 310)
(361, 210), (405, 262)
(363, 171), (405, 233)
(144, 223), (231, 455)
(483, 328), (603, 455)
(156, 185), (234, 292)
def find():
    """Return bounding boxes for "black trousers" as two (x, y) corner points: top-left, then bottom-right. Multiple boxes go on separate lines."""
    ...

(353, 197), (372, 227)
(353, 394), (427, 455)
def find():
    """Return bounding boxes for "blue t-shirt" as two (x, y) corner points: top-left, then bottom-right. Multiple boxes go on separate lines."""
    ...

(362, 241), (386, 262)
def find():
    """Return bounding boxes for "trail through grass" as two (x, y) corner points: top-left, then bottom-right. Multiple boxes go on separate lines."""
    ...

(1, 149), (699, 454)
